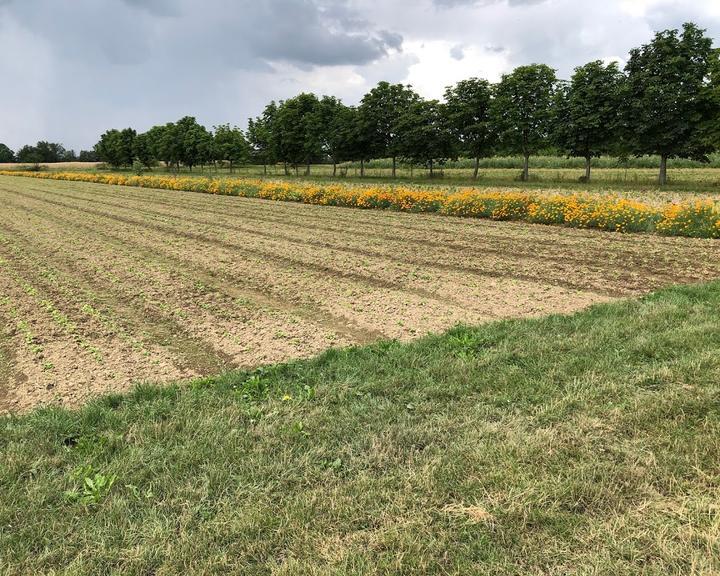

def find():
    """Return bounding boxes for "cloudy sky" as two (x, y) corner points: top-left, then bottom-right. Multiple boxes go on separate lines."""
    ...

(1, 0), (719, 151)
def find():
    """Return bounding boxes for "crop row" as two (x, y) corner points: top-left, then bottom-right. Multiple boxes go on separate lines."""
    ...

(2, 171), (719, 239)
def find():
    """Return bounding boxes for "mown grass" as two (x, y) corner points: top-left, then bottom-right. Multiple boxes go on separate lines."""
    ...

(2, 282), (720, 574)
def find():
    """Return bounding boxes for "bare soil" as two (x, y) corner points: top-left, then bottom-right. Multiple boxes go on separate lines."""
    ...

(2, 176), (719, 412)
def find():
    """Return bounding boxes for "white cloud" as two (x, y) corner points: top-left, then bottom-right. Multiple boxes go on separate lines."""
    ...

(404, 40), (509, 98)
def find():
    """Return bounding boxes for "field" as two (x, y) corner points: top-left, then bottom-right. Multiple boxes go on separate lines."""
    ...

(6, 158), (720, 194)
(1, 174), (720, 413)
(2, 174), (720, 573)
(0, 162), (101, 171)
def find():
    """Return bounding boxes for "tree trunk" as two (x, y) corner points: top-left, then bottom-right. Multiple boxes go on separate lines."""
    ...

(305, 160), (310, 176)
(284, 162), (289, 176)
(229, 160), (233, 174)
(429, 159), (434, 178)
(584, 156), (591, 181)
(263, 163), (267, 175)
(473, 156), (480, 179)
(333, 162), (337, 177)
(392, 156), (396, 178)
(522, 154), (530, 181)
(360, 159), (365, 178)
(659, 154), (668, 185)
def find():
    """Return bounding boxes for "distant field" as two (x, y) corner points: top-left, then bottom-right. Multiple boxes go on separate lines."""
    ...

(1, 175), (720, 412)
(0, 162), (101, 170)
(5, 159), (720, 193)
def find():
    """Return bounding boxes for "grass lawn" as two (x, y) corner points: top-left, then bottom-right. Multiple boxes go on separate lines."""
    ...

(2, 281), (720, 574)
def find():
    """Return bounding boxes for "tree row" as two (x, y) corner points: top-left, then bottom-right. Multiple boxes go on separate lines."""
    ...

(4, 22), (718, 185)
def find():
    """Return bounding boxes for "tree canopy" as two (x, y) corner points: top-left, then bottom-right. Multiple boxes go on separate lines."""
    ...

(492, 64), (557, 181)
(0, 143), (14, 163)
(624, 22), (716, 184)
(553, 61), (624, 180)
(443, 78), (493, 178)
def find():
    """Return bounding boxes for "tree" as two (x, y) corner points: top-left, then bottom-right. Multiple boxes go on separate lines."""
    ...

(0, 143), (14, 163)
(16, 145), (42, 164)
(396, 100), (456, 177)
(94, 129), (136, 168)
(274, 93), (322, 175)
(145, 124), (170, 168)
(624, 22), (716, 185)
(491, 64), (557, 181)
(248, 101), (278, 175)
(132, 132), (155, 168)
(699, 48), (720, 152)
(16, 141), (72, 163)
(553, 61), (624, 181)
(182, 122), (214, 171)
(314, 96), (355, 176)
(78, 150), (99, 162)
(358, 81), (420, 177)
(213, 124), (248, 172)
(149, 117), (207, 172)
(443, 78), (494, 178)
(36, 141), (68, 162)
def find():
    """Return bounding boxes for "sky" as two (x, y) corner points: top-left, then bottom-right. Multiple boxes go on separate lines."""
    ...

(1, 0), (719, 151)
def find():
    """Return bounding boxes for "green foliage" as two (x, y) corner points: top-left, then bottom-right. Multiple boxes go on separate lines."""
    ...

(16, 141), (73, 164)
(273, 93), (323, 173)
(491, 64), (557, 179)
(395, 100), (455, 174)
(0, 143), (14, 163)
(213, 124), (249, 171)
(132, 132), (155, 168)
(624, 22), (716, 183)
(94, 128), (136, 168)
(315, 96), (356, 170)
(78, 149), (99, 162)
(359, 81), (420, 172)
(64, 465), (117, 506)
(553, 61), (624, 178)
(247, 101), (278, 169)
(443, 78), (494, 175)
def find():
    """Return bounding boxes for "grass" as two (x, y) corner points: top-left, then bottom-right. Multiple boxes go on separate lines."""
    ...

(7, 157), (720, 196)
(2, 281), (720, 574)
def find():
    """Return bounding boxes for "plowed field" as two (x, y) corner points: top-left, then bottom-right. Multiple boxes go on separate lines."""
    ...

(2, 175), (719, 411)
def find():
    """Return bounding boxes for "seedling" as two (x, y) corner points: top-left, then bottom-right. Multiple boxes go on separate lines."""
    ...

(64, 465), (117, 506)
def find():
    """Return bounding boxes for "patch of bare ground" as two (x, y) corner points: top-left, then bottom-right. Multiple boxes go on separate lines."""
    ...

(1, 175), (719, 411)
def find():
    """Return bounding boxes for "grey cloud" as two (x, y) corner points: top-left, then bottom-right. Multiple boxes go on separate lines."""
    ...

(450, 44), (464, 59)
(122, 0), (179, 16)
(433, 0), (546, 8)
(642, 3), (720, 39)
(241, 0), (403, 66)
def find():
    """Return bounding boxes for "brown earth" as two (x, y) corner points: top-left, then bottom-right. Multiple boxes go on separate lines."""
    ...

(1, 175), (719, 412)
